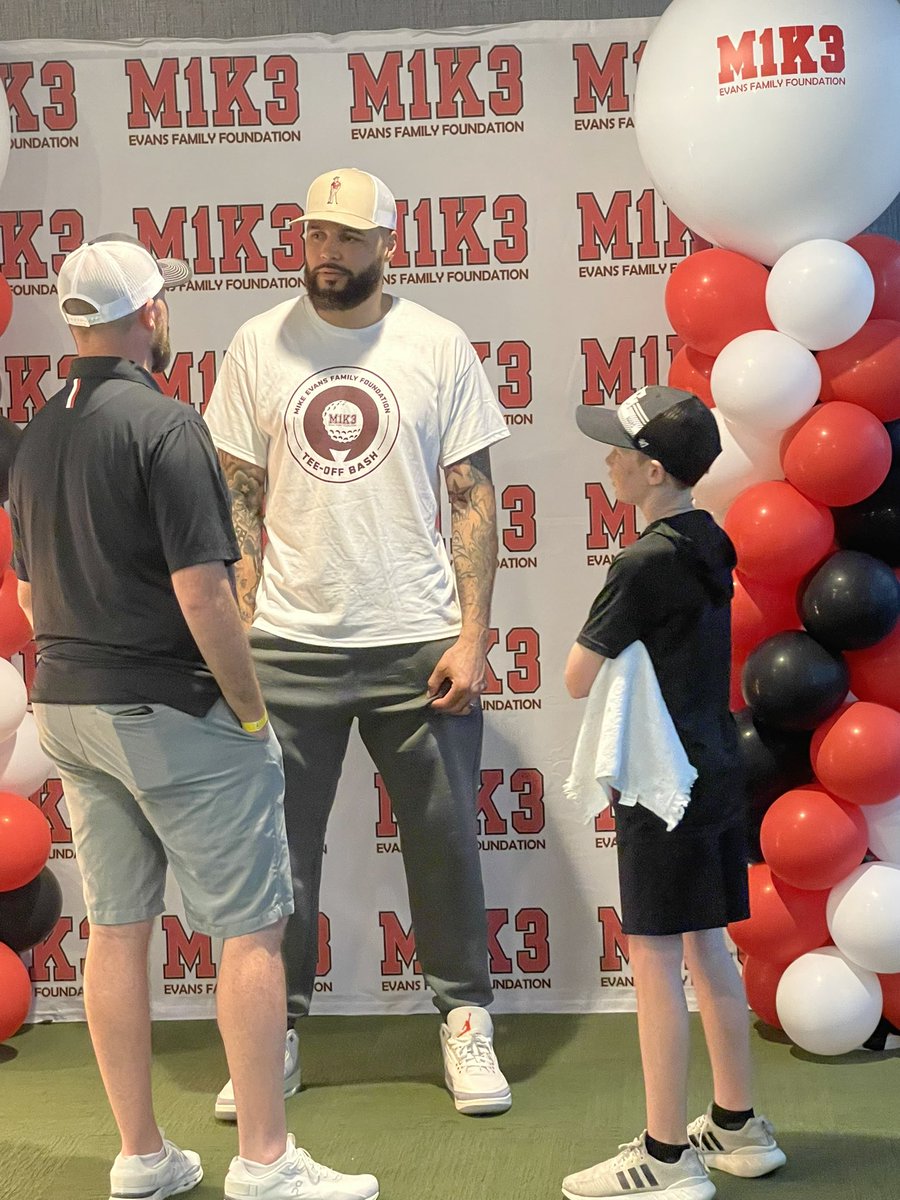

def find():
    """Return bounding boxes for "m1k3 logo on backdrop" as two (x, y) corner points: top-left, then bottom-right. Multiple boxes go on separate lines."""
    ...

(314, 914), (334, 994)
(716, 25), (846, 97)
(160, 915), (218, 997)
(28, 915), (88, 1001)
(284, 367), (400, 483)
(378, 908), (551, 992)
(346, 45), (524, 141)
(576, 189), (709, 278)
(123, 55), (302, 146)
(374, 768), (547, 855)
(571, 41), (645, 132)
(382, 194), (529, 287)
(472, 340), (533, 429)
(0, 61), (79, 150)
(597, 905), (631, 989)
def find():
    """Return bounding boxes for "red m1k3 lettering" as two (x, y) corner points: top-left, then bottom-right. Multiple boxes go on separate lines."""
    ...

(124, 56), (300, 128)
(347, 47), (523, 122)
(0, 62), (77, 131)
(718, 25), (845, 84)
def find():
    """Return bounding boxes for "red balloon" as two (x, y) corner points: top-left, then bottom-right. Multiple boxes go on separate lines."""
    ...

(880, 972), (900, 1028)
(0, 793), (51, 892)
(724, 482), (834, 584)
(665, 249), (773, 357)
(728, 863), (829, 964)
(810, 702), (855, 773)
(0, 275), (12, 339)
(0, 570), (32, 660)
(849, 234), (900, 324)
(815, 702), (900, 806)
(742, 955), (787, 1028)
(0, 943), (31, 1041)
(668, 345), (716, 407)
(0, 510), (11, 568)
(846, 625), (900, 711)
(760, 787), (868, 890)
(818, 320), (900, 421)
(780, 402), (892, 508)
(732, 572), (801, 661)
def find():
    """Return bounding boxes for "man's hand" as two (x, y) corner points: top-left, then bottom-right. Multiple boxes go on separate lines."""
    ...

(427, 632), (488, 715)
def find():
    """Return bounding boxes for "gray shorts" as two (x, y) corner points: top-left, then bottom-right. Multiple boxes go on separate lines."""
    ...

(33, 699), (293, 939)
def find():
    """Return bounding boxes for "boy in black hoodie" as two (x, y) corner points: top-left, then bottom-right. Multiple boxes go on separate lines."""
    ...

(562, 387), (784, 1200)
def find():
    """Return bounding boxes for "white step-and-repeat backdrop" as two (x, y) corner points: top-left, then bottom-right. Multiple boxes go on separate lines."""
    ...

(0, 17), (709, 1019)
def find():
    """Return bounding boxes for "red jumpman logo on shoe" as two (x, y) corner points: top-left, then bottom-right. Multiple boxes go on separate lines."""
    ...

(459, 1012), (473, 1036)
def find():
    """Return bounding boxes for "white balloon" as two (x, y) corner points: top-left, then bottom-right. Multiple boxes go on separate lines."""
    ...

(827, 862), (900, 974)
(865, 793), (900, 864)
(776, 946), (882, 1055)
(635, 0), (900, 264)
(0, 83), (8, 194)
(0, 658), (28, 743)
(766, 240), (875, 350)
(693, 408), (782, 516)
(710, 330), (821, 430)
(0, 712), (53, 797)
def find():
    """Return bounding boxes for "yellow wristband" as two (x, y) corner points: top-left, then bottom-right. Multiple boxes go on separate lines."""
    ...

(241, 711), (268, 733)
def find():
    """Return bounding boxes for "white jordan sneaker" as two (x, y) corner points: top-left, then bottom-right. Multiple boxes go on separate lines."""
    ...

(439, 1006), (511, 1115)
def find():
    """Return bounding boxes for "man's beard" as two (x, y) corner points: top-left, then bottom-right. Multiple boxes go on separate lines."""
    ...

(150, 322), (171, 373)
(304, 259), (384, 312)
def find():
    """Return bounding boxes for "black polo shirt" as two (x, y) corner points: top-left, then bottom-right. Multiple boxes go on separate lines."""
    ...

(10, 357), (240, 716)
(577, 510), (744, 832)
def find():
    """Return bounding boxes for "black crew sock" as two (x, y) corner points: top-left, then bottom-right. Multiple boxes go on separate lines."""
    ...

(711, 1102), (754, 1130)
(645, 1133), (689, 1164)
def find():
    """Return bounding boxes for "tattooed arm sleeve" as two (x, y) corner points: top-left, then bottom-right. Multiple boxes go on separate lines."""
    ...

(218, 450), (266, 627)
(443, 446), (499, 644)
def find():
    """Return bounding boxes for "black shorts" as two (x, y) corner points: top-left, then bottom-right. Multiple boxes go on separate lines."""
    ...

(613, 801), (750, 937)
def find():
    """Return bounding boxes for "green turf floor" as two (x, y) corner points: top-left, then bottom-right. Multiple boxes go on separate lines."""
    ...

(1, 1012), (897, 1200)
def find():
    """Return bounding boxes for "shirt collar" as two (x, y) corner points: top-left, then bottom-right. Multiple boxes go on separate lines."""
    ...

(69, 356), (162, 392)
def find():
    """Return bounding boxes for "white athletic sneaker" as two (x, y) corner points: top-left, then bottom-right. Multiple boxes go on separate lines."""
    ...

(688, 1107), (786, 1178)
(223, 1134), (379, 1200)
(562, 1134), (715, 1200)
(439, 1006), (512, 1115)
(215, 1029), (302, 1121)
(109, 1137), (202, 1200)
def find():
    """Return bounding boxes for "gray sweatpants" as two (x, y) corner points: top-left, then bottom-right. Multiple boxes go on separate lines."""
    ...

(250, 631), (494, 1020)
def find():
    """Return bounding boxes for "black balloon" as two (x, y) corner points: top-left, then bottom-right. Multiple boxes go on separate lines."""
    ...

(0, 867), (63, 953)
(733, 707), (814, 861)
(742, 630), (849, 731)
(800, 549), (900, 650)
(834, 456), (900, 566)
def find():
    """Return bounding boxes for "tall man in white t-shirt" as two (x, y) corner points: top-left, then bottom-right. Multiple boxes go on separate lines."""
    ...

(205, 168), (511, 1119)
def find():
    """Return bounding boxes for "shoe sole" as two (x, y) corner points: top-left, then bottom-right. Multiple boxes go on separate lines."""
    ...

(700, 1147), (786, 1178)
(110, 1162), (203, 1200)
(214, 1068), (302, 1121)
(562, 1180), (715, 1200)
(444, 1070), (511, 1115)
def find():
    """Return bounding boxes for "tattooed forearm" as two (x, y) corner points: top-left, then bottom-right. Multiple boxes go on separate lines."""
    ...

(218, 450), (266, 627)
(444, 447), (498, 641)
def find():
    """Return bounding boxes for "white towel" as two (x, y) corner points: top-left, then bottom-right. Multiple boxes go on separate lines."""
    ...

(563, 641), (697, 832)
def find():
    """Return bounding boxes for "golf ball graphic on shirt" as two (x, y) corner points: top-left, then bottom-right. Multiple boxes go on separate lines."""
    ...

(284, 367), (401, 482)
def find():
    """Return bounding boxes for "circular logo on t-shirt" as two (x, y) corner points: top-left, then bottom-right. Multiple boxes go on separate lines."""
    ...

(284, 367), (400, 482)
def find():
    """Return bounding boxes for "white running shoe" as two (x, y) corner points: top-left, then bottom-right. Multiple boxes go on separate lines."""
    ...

(215, 1029), (302, 1121)
(439, 1006), (511, 1115)
(109, 1137), (202, 1200)
(223, 1134), (379, 1200)
(688, 1107), (786, 1178)
(562, 1134), (715, 1200)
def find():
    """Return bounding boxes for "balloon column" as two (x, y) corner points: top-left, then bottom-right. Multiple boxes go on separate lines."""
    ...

(636, 0), (900, 1055)
(0, 86), (59, 1042)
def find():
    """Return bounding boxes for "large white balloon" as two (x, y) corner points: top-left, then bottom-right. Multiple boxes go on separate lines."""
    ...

(710, 330), (821, 430)
(0, 712), (53, 797)
(635, 0), (900, 264)
(0, 83), (9, 194)
(776, 946), (882, 1055)
(865, 793), (900, 865)
(826, 862), (900, 974)
(766, 240), (875, 351)
(0, 658), (28, 743)
(692, 408), (782, 517)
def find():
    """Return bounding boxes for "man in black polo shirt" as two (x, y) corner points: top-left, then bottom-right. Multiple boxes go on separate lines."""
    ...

(9, 235), (378, 1200)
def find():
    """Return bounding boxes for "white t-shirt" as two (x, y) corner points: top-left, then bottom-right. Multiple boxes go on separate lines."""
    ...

(205, 294), (509, 647)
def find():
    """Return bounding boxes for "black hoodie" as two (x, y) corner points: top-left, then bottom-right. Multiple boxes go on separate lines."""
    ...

(577, 508), (745, 829)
